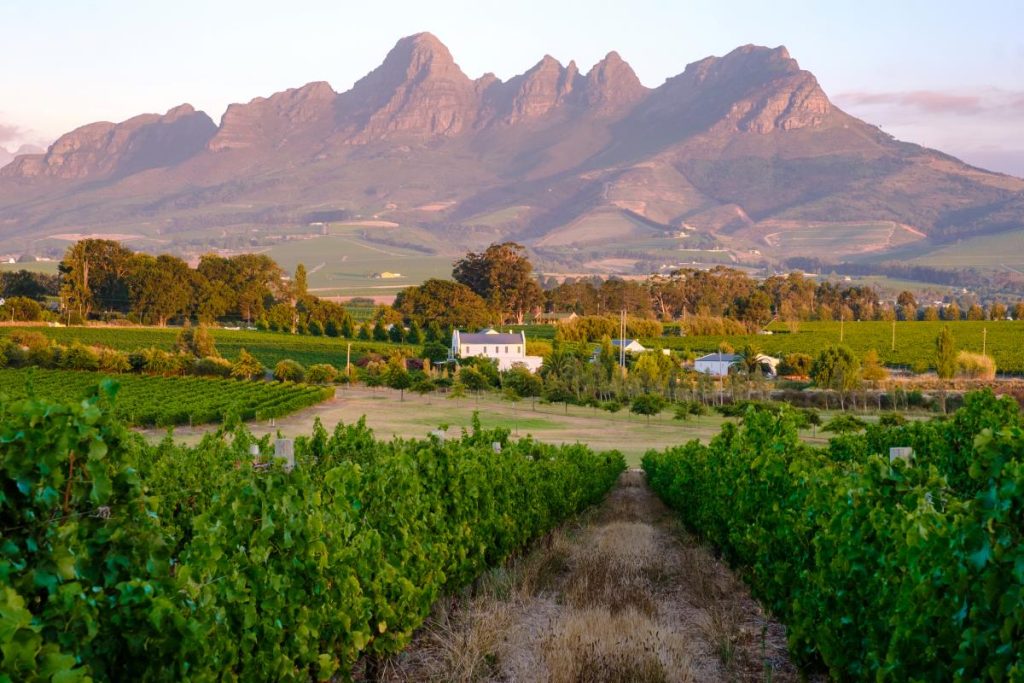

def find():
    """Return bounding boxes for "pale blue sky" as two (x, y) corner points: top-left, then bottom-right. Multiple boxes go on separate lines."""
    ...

(2, 0), (1022, 173)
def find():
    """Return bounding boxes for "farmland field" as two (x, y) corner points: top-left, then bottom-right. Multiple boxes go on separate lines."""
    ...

(646, 320), (1024, 372)
(0, 326), (418, 368)
(262, 229), (453, 297)
(0, 368), (334, 426)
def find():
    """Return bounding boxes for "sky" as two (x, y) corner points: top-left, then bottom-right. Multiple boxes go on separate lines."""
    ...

(2, 0), (1022, 175)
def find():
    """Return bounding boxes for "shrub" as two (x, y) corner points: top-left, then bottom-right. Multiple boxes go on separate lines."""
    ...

(96, 347), (131, 373)
(0, 295), (42, 321)
(192, 356), (233, 377)
(305, 363), (337, 384)
(58, 342), (100, 371)
(308, 320), (324, 336)
(956, 351), (996, 379)
(231, 348), (265, 380)
(274, 359), (306, 383)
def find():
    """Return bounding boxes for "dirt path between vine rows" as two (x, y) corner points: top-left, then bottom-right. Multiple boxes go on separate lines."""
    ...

(366, 470), (807, 682)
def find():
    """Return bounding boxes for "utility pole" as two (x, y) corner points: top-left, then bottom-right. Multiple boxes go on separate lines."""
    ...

(619, 309), (626, 371)
(346, 342), (352, 384)
(982, 327), (987, 357)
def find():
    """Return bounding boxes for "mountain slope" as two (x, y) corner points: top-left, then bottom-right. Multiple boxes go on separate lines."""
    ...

(0, 33), (1021, 267)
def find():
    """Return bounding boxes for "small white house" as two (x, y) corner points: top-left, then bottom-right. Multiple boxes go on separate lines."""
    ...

(694, 352), (740, 376)
(612, 339), (647, 354)
(451, 328), (543, 372)
(694, 352), (779, 377)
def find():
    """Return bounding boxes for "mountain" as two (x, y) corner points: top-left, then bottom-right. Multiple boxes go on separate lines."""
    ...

(0, 143), (45, 172)
(1, 32), (1022, 271)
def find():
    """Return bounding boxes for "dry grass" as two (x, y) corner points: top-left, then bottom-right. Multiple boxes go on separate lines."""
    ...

(543, 607), (695, 683)
(565, 521), (665, 616)
(376, 468), (809, 683)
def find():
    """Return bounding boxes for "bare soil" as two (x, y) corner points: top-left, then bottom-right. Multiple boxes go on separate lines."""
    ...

(364, 470), (806, 682)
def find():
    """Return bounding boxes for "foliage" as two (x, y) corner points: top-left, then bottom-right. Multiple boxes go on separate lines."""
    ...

(0, 368), (333, 427)
(630, 394), (665, 422)
(273, 359), (306, 383)
(175, 322), (218, 358)
(0, 391), (624, 680)
(643, 393), (1024, 680)
(305, 363), (338, 384)
(956, 351), (996, 380)
(0, 295), (43, 321)
(453, 242), (543, 324)
(393, 278), (494, 330)
(231, 348), (265, 380)
(821, 413), (867, 433)
(935, 326), (958, 379)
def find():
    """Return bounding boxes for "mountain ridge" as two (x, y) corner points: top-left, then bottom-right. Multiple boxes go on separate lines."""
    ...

(1, 32), (1022, 266)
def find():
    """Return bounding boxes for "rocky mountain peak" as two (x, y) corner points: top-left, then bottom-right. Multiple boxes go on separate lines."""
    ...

(2, 105), (215, 179)
(340, 32), (477, 141)
(583, 51), (647, 108)
(208, 82), (337, 151)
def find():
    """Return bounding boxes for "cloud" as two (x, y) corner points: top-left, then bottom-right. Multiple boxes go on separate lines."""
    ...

(0, 122), (23, 145)
(835, 88), (1024, 118)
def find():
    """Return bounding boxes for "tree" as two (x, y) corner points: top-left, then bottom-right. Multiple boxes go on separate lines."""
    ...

(630, 394), (665, 424)
(59, 239), (135, 319)
(0, 270), (57, 300)
(393, 279), (493, 330)
(385, 356), (412, 400)
(452, 242), (543, 324)
(274, 359), (306, 382)
(1014, 302), (1024, 321)
(372, 320), (388, 342)
(779, 353), (813, 377)
(176, 322), (218, 357)
(305, 363), (337, 384)
(459, 365), (490, 394)
(231, 349), (265, 380)
(0, 296), (42, 321)
(861, 349), (887, 382)
(406, 321), (423, 344)
(501, 366), (543, 409)
(935, 327), (957, 380)
(388, 324), (405, 343)
(822, 414), (867, 434)
(810, 344), (861, 410)
(293, 263), (308, 300)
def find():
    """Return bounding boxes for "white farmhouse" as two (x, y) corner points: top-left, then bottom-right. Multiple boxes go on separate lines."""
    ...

(612, 339), (647, 354)
(694, 352), (779, 377)
(451, 328), (544, 372)
(694, 352), (740, 376)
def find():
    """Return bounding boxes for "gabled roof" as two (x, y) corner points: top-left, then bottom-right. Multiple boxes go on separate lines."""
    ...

(456, 331), (523, 345)
(695, 352), (741, 362)
(611, 338), (643, 347)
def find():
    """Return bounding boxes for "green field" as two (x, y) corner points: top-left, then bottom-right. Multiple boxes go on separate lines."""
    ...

(0, 368), (333, 426)
(646, 320), (1024, 372)
(262, 230), (453, 298)
(0, 260), (59, 274)
(904, 229), (1024, 270)
(760, 222), (915, 257)
(0, 326), (418, 368)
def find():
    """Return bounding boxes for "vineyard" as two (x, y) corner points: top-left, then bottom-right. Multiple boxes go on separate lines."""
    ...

(0, 368), (334, 426)
(0, 326), (416, 368)
(0, 385), (625, 680)
(644, 391), (1024, 680)
(645, 320), (1024, 372)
